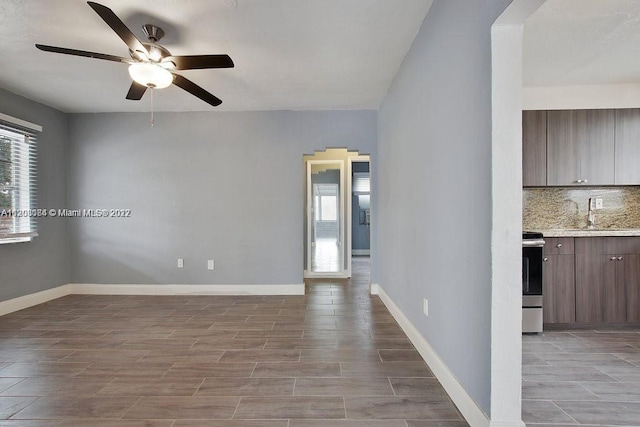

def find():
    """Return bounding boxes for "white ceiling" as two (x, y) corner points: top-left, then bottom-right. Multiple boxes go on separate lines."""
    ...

(0, 0), (432, 113)
(4, 0), (635, 113)
(524, 0), (640, 87)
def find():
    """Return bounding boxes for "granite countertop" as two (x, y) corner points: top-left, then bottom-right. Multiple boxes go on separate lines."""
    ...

(530, 228), (640, 237)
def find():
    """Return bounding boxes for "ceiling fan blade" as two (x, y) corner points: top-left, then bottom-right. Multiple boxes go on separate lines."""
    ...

(163, 55), (234, 70)
(125, 81), (147, 100)
(87, 1), (149, 59)
(35, 44), (130, 63)
(172, 74), (222, 107)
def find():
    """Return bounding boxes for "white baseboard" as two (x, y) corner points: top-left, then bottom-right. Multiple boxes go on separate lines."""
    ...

(0, 283), (306, 317)
(352, 249), (370, 256)
(0, 284), (72, 316)
(489, 421), (526, 427)
(71, 283), (305, 296)
(376, 284), (493, 427)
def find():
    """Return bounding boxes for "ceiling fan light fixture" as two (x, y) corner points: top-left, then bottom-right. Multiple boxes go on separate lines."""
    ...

(128, 62), (173, 89)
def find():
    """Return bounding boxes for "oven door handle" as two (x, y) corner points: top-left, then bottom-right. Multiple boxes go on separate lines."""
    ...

(522, 239), (545, 247)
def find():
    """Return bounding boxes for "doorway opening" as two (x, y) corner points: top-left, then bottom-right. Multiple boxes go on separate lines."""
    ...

(351, 160), (371, 259)
(303, 149), (370, 279)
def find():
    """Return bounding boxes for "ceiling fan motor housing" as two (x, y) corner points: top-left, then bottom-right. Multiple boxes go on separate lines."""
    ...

(139, 43), (171, 63)
(142, 24), (164, 42)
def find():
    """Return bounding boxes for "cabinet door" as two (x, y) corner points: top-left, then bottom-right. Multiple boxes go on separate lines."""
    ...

(605, 257), (627, 322)
(547, 110), (615, 186)
(543, 254), (575, 323)
(615, 109), (640, 185)
(575, 253), (615, 322)
(547, 110), (579, 186)
(522, 110), (547, 187)
(582, 109), (615, 185)
(624, 253), (640, 322)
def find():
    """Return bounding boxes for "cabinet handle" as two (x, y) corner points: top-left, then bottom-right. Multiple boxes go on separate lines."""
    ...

(577, 179), (583, 183)
(611, 256), (617, 261)
(583, 179), (588, 184)
(556, 243), (562, 248)
(618, 256), (624, 261)
(543, 257), (549, 262)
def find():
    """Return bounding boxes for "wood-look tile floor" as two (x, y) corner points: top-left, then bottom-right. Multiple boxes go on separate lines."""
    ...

(523, 329), (640, 427)
(0, 257), (467, 426)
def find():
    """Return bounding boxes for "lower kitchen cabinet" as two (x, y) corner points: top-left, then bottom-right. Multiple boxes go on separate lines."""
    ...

(575, 253), (609, 323)
(574, 238), (640, 323)
(604, 255), (627, 323)
(543, 254), (575, 323)
(624, 254), (640, 322)
(541, 236), (640, 325)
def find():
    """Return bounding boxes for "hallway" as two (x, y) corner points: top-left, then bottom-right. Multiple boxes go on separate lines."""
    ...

(0, 257), (466, 425)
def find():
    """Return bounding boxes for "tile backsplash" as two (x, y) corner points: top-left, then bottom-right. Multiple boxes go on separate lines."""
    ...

(523, 187), (640, 230)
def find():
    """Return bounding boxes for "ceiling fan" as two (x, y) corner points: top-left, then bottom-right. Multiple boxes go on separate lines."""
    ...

(35, 1), (234, 107)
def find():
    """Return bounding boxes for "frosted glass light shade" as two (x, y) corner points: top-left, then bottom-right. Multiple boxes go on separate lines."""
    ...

(128, 63), (173, 89)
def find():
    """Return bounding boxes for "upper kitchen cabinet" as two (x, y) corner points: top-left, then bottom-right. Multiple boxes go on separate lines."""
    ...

(546, 109), (615, 186)
(522, 110), (547, 186)
(615, 109), (640, 185)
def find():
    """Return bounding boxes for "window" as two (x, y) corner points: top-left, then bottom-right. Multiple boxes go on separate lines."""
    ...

(313, 184), (339, 222)
(319, 195), (338, 221)
(0, 114), (40, 244)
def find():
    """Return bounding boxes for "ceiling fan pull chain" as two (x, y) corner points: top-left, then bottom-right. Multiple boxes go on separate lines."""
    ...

(150, 87), (155, 127)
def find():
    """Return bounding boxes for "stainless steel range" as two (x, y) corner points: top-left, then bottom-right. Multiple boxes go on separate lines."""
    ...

(523, 231), (545, 333)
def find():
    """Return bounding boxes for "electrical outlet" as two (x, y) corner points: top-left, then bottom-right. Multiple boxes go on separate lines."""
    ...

(177, 258), (184, 269)
(422, 298), (428, 316)
(207, 260), (215, 270)
(595, 198), (603, 210)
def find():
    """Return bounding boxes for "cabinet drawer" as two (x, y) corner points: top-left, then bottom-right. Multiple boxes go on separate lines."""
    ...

(544, 237), (574, 255)
(576, 237), (640, 255)
(609, 237), (640, 254)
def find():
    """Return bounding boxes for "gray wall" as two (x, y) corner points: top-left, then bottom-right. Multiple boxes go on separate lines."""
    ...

(68, 110), (375, 285)
(376, 0), (511, 415)
(0, 88), (69, 300)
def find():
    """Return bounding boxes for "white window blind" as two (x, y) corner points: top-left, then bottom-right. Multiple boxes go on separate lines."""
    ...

(0, 115), (40, 244)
